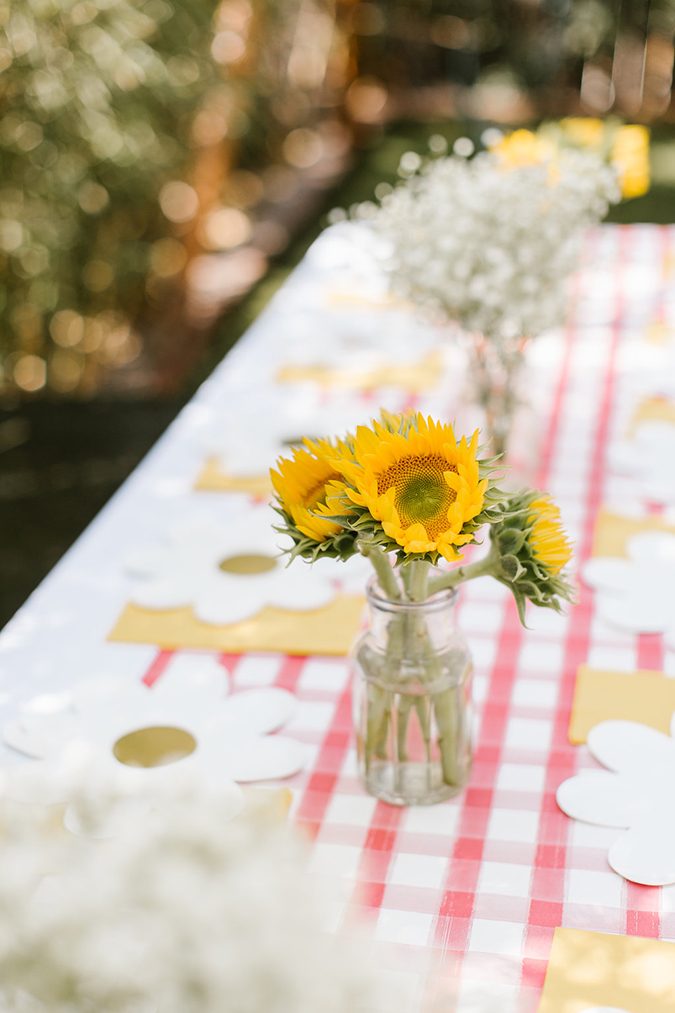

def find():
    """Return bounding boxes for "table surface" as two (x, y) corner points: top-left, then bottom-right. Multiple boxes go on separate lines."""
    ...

(1, 222), (674, 1013)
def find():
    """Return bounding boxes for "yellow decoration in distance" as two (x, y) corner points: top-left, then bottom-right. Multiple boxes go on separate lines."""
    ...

(612, 123), (651, 199)
(194, 457), (272, 498)
(276, 351), (443, 393)
(490, 128), (556, 168)
(591, 507), (675, 558)
(558, 116), (605, 149)
(629, 395), (675, 434)
(326, 290), (410, 311)
(644, 322), (675, 345)
(108, 596), (364, 656)
(495, 118), (650, 200)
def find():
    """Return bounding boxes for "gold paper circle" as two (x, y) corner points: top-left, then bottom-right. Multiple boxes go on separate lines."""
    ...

(219, 553), (277, 575)
(113, 726), (196, 768)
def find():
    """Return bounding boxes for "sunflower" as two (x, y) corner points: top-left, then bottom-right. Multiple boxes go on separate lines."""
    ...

(271, 438), (347, 543)
(335, 414), (488, 562)
(527, 496), (573, 576)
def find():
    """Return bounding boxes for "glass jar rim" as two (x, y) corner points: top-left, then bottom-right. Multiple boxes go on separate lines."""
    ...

(365, 575), (458, 613)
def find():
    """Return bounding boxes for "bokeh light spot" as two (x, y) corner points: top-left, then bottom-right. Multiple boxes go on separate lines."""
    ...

(13, 355), (47, 392)
(159, 181), (199, 223)
(282, 129), (323, 169)
(201, 207), (251, 250)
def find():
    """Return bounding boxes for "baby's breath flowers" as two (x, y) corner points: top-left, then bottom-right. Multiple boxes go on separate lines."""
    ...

(360, 146), (620, 455)
(0, 767), (389, 1013)
(368, 148), (619, 350)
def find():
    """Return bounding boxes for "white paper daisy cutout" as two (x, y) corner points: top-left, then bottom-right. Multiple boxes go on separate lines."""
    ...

(202, 386), (367, 479)
(279, 309), (426, 370)
(557, 712), (675, 885)
(124, 503), (367, 625)
(582, 530), (675, 644)
(610, 420), (675, 505)
(3, 653), (305, 801)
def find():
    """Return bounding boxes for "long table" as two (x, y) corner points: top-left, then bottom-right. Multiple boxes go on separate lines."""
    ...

(0, 223), (672, 1013)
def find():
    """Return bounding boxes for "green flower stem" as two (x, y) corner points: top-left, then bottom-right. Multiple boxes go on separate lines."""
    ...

(358, 542), (401, 600)
(433, 686), (459, 786)
(416, 630), (460, 788)
(414, 694), (431, 771)
(373, 689), (393, 760)
(427, 546), (500, 597)
(396, 694), (414, 763)
(402, 559), (431, 603)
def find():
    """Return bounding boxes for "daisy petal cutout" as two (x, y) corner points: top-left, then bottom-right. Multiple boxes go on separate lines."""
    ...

(556, 712), (675, 885)
(2, 653), (306, 799)
(610, 419), (675, 506)
(123, 512), (326, 625)
(582, 530), (675, 644)
(199, 385), (365, 480)
(123, 503), (366, 626)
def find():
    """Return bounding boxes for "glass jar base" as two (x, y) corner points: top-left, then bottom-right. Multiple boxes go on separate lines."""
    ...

(363, 761), (468, 806)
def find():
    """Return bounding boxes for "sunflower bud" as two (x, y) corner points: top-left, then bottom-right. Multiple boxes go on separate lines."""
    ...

(489, 490), (575, 624)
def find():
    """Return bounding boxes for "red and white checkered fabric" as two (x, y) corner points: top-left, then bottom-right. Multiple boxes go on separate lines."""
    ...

(136, 225), (675, 1013)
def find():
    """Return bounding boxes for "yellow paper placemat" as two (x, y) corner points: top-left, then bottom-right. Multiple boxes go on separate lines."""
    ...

(326, 290), (410, 311)
(591, 507), (675, 558)
(629, 395), (675, 434)
(276, 351), (442, 393)
(108, 596), (364, 656)
(569, 664), (675, 743)
(194, 457), (272, 497)
(537, 927), (675, 1013)
(644, 322), (675, 346)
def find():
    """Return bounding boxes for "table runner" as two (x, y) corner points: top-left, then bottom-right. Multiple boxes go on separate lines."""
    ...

(0, 223), (673, 1013)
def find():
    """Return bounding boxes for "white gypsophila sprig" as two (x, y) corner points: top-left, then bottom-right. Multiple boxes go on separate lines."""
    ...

(0, 769), (387, 1013)
(370, 150), (620, 342)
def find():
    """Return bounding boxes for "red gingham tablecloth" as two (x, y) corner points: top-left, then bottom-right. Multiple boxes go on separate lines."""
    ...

(6, 223), (675, 1013)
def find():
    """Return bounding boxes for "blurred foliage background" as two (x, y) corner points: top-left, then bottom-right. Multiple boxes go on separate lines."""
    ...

(2, 0), (675, 624)
(2, 0), (674, 404)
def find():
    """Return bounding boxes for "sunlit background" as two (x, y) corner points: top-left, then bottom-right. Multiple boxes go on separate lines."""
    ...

(1, 0), (674, 624)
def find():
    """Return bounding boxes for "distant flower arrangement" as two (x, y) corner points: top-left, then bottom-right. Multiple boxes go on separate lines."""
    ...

(365, 142), (620, 343)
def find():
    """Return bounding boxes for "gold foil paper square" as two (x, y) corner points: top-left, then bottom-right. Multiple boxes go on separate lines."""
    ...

(537, 927), (675, 1013)
(568, 664), (675, 743)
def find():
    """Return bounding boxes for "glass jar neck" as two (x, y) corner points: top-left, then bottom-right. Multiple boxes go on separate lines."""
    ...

(365, 579), (459, 653)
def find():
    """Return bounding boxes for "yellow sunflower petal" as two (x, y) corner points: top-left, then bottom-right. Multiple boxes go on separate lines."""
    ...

(345, 414), (486, 557)
(528, 496), (573, 575)
(271, 442), (346, 543)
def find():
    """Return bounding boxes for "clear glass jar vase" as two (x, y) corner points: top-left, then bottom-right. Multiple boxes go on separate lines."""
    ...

(468, 334), (528, 460)
(351, 579), (473, 806)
